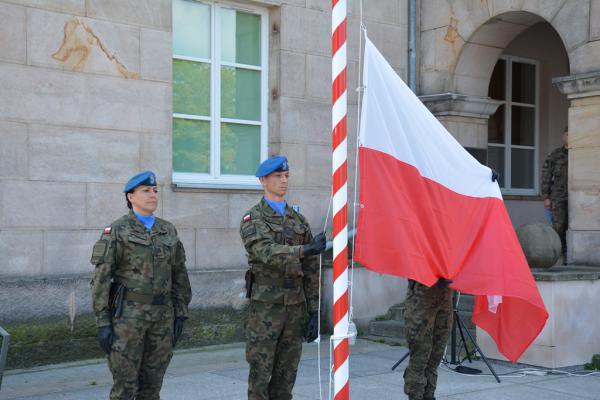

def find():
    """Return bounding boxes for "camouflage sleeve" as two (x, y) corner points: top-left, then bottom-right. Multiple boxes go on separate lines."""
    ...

(90, 228), (117, 327)
(240, 218), (303, 267)
(171, 237), (192, 319)
(541, 154), (554, 199)
(301, 223), (320, 313)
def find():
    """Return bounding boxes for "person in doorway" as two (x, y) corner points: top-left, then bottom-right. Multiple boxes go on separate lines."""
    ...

(541, 127), (569, 257)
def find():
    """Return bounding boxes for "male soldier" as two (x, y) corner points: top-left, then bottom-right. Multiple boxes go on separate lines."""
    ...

(403, 171), (499, 400)
(240, 155), (327, 400)
(541, 127), (569, 256)
(90, 171), (192, 400)
(403, 278), (453, 400)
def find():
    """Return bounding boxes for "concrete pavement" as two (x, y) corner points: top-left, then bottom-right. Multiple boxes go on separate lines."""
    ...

(1, 339), (599, 399)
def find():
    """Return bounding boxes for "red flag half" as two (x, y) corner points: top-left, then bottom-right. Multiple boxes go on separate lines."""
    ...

(354, 37), (548, 363)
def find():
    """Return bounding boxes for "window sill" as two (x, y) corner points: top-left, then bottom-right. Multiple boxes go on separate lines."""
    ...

(171, 182), (263, 193)
(503, 194), (544, 201)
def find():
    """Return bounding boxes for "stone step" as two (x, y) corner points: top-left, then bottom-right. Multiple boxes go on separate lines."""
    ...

(369, 312), (476, 339)
(389, 303), (405, 320)
(363, 335), (406, 347)
(369, 320), (406, 338)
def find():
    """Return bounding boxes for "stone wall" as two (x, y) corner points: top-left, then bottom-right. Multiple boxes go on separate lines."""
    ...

(0, 0), (408, 336)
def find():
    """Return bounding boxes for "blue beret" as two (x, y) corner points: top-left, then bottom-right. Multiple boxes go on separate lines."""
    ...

(256, 156), (289, 177)
(123, 171), (157, 193)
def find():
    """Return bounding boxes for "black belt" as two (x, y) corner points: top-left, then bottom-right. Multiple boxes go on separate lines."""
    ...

(124, 291), (168, 305)
(254, 276), (303, 289)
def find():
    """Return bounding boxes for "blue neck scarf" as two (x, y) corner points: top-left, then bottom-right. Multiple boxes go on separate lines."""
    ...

(134, 211), (155, 230)
(264, 197), (287, 216)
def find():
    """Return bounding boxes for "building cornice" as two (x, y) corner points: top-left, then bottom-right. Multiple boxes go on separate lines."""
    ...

(419, 92), (503, 119)
(553, 71), (600, 99)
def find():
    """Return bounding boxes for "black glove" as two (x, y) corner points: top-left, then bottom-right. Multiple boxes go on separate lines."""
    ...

(304, 312), (319, 342)
(491, 169), (499, 182)
(173, 317), (186, 347)
(98, 325), (114, 354)
(302, 233), (327, 257)
(435, 278), (453, 289)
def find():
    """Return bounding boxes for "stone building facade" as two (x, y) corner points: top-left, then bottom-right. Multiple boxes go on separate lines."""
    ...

(0, 0), (599, 365)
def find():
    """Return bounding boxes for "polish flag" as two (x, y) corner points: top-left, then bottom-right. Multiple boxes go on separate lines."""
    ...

(354, 37), (548, 363)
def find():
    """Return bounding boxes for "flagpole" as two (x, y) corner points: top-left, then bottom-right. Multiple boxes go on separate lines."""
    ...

(331, 0), (349, 399)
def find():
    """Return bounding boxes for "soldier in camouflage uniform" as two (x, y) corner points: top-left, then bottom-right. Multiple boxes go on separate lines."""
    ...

(90, 171), (192, 400)
(403, 279), (453, 400)
(240, 156), (326, 400)
(541, 128), (569, 255)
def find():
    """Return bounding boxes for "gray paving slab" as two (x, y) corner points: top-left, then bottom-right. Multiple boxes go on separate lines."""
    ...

(1, 339), (600, 400)
(443, 384), (594, 400)
(524, 375), (600, 399)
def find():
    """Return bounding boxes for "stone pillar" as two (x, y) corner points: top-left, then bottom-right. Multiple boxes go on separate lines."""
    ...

(554, 72), (600, 266)
(420, 92), (502, 163)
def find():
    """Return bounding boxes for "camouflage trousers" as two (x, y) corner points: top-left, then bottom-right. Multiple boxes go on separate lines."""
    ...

(245, 301), (305, 400)
(108, 317), (174, 400)
(403, 282), (453, 400)
(551, 199), (568, 254)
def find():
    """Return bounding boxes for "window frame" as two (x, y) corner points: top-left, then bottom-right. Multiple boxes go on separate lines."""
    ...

(487, 55), (540, 196)
(172, 0), (269, 189)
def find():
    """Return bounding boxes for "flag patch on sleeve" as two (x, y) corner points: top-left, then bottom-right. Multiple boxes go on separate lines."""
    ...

(103, 227), (112, 234)
(243, 214), (251, 222)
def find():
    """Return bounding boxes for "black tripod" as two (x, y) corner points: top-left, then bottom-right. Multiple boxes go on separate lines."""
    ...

(391, 292), (501, 383)
(448, 292), (500, 383)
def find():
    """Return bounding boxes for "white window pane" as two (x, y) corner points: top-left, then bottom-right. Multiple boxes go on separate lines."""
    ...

(221, 123), (261, 175)
(511, 148), (535, 189)
(511, 106), (535, 146)
(173, 0), (210, 59)
(512, 62), (535, 104)
(221, 8), (261, 66)
(173, 118), (210, 173)
(487, 146), (505, 188)
(221, 66), (261, 121)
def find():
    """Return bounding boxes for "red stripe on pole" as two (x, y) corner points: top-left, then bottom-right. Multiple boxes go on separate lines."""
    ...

(332, 20), (347, 54)
(332, 67), (347, 102)
(332, 116), (347, 148)
(332, 209), (347, 240)
(333, 292), (349, 328)
(335, 383), (350, 400)
(333, 335), (349, 367)
(333, 160), (347, 186)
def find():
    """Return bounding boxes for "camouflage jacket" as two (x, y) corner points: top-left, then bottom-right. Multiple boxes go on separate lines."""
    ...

(240, 199), (320, 313)
(541, 146), (568, 202)
(90, 211), (192, 327)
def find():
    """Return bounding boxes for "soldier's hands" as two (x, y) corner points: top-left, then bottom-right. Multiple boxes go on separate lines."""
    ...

(173, 317), (186, 347)
(435, 278), (453, 289)
(304, 312), (319, 342)
(98, 325), (114, 354)
(302, 233), (327, 257)
(491, 169), (499, 182)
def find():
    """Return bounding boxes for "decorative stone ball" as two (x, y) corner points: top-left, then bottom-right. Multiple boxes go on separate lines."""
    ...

(516, 223), (562, 269)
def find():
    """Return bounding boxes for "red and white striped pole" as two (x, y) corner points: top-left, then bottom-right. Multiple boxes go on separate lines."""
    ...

(331, 0), (349, 399)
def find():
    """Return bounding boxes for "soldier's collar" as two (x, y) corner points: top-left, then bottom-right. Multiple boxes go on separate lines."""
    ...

(260, 198), (286, 217)
(128, 211), (151, 232)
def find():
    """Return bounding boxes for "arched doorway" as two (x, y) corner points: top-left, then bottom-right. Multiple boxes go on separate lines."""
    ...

(422, 11), (569, 228)
(486, 20), (569, 226)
